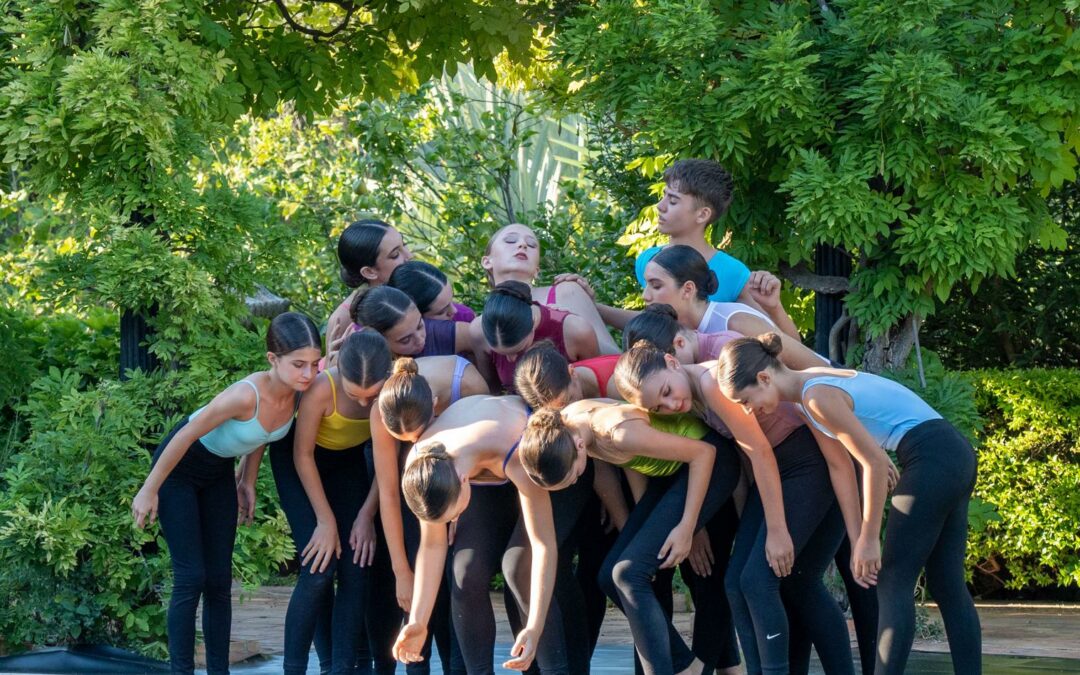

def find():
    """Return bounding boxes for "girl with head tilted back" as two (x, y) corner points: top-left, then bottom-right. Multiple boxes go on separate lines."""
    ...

(717, 334), (981, 675)
(481, 223), (620, 354)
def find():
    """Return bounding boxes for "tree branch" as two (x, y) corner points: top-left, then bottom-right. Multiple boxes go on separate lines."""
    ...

(778, 260), (850, 294)
(271, 0), (356, 40)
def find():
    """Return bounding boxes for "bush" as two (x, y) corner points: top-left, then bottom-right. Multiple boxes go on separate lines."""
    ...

(0, 326), (295, 655)
(964, 368), (1080, 592)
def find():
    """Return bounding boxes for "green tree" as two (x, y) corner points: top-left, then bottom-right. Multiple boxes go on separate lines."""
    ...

(0, 0), (543, 653)
(546, 0), (1080, 370)
(923, 180), (1080, 368)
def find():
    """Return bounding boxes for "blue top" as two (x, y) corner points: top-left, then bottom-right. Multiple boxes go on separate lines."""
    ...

(449, 356), (470, 405)
(635, 246), (751, 302)
(191, 380), (296, 459)
(799, 372), (942, 451)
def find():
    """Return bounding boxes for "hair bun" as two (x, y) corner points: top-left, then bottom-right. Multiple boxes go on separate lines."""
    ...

(704, 270), (720, 296)
(491, 280), (533, 304)
(393, 356), (419, 376)
(758, 332), (783, 357)
(643, 303), (679, 321)
(527, 407), (563, 431)
(630, 338), (662, 353)
(415, 441), (450, 461)
(340, 268), (367, 288)
(349, 286), (373, 323)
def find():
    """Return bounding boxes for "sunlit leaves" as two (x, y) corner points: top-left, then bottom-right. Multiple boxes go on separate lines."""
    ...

(547, 0), (1080, 339)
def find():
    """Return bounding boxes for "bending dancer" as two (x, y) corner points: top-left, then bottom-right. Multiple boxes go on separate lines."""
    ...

(719, 335), (981, 675)
(516, 400), (741, 675)
(132, 312), (321, 675)
(613, 341), (858, 674)
(351, 285), (471, 358)
(392, 395), (583, 674)
(370, 356), (488, 674)
(389, 260), (476, 322)
(482, 222), (619, 354)
(641, 246), (822, 367)
(327, 220), (473, 361)
(270, 330), (394, 675)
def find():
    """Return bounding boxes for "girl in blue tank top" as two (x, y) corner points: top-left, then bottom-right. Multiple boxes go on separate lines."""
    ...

(717, 333), (982, 675)
(131, 312), (322, 675)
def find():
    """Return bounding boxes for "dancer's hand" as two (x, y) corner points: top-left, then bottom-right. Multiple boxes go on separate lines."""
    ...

(393, 622), (428, 664)
(349, 511), (377, 567)
(886, 458), (900, 492)
(131, 486), (158, 529)
(852, 534), (881, 588)
(552, 273), (596, 300)
(765, 527), (795, 577)
(658, 521), (693, 569)
(747, 270), (782, 311)
(504, 627), (539, 671)
(236, 482), (257, 526)
(687, 528), (715, 577)
(301, 521), (341, 573)
(394, 567), (414, 613)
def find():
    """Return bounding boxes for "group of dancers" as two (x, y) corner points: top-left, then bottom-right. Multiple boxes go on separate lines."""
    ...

(132, 159), (982, 675)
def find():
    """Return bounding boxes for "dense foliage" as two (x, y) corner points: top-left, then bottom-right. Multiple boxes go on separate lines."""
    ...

(965, 368), (1080, 592)
(0, 0), (545, 656)
(546, 0), (1080, 369)
(924, 181), (1080, 369)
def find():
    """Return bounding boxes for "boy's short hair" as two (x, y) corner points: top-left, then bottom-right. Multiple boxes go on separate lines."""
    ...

(663, 159), (735, 225)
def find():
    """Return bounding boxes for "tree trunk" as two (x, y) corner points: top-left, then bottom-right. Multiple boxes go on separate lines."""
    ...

(813, 244), (852, 360)
(119, 208), (159, 379)
(860, 314), (917, 373)
(120, 306), (159, 379)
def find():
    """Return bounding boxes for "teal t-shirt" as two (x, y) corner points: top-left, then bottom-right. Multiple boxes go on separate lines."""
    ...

(635, 246), (751, 302)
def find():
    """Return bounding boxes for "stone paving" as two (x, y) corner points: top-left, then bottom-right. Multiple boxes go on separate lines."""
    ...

(226, 585), (1080, 662)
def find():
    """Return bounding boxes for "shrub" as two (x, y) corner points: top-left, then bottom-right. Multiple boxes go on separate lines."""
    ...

(0, 329), (294, 655)
(964, 368), (1080, 591)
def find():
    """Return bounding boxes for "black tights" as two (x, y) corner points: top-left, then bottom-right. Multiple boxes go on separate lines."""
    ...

(451, 473), (590, 675)
(599, 431), (741, 675)
(875, 419), (980, 675)
(725, 426), (853, 675)
(153, 420), (237, 675)
(271, 435), (371, 675)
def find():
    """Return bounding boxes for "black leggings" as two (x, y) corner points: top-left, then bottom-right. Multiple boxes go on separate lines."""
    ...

(365, 473), (462, 673)
(271, 434), (371, 675)
(153, 419), (238, 675)
(681, 498), (741, 672)
(876, 419), (980, 675)
(599, 430), (741, 675)
(725, 426), (852, 675)
(450, 471), (590, 675)
(788, 470), (879, 675)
